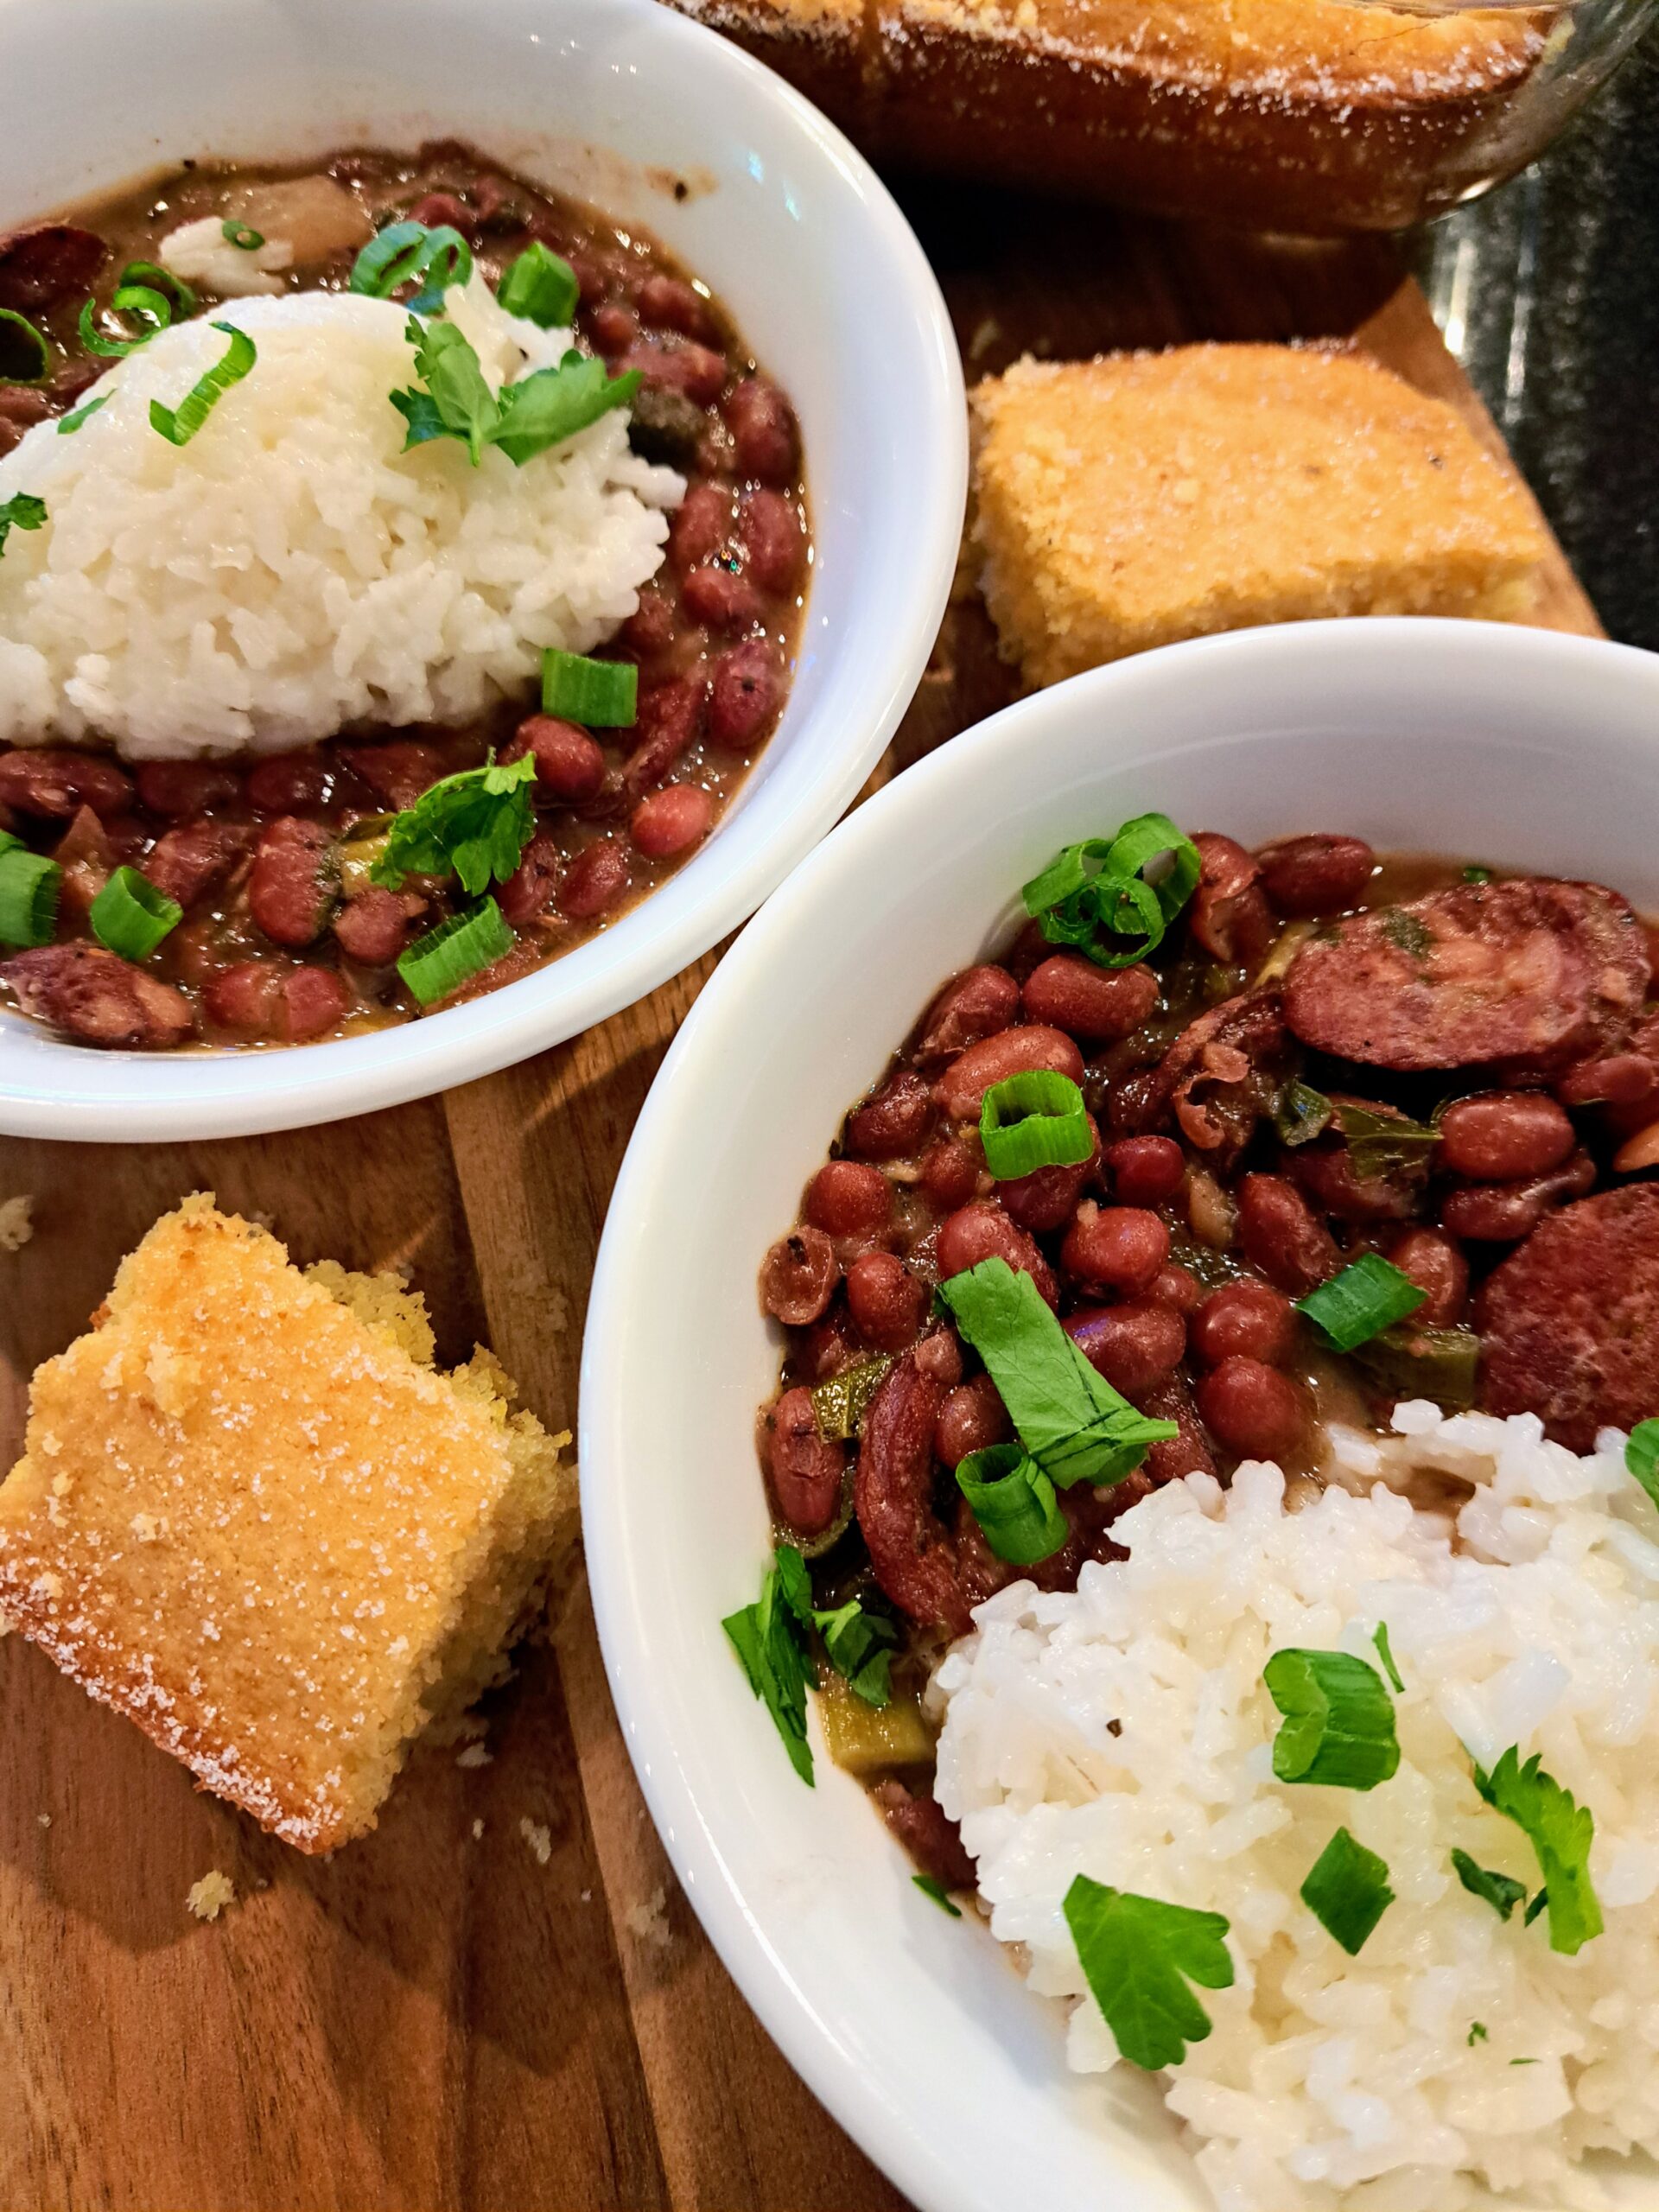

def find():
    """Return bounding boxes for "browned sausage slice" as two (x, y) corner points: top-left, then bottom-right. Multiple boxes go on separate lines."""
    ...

(1283, 879), (1649, 1073)
(0, 224), (107, 313)
(1476, 1184), (1659, 1450)
(1, 943), (194, 1049)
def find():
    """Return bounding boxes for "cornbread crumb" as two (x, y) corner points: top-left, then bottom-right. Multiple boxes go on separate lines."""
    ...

(520, 1817), (552, 1866)
(626, 1885), (672, 1946)
(0, 1196), (34, 1252)
(36, 1812), (49, 1827)
(0, 1197), (579, 1852)
(472, 1817), (485, 1840)
(187, 1869), (237, 1922)
(455, 1741), (493, 1770)
(971, 345), (1551, 688)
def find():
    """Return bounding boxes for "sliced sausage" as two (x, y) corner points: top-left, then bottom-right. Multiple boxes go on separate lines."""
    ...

(340, 741), (445, 811)
(333, 886), (422, 965)
(1122, 988), (1287, 1167)
(132, 760), (241, 817)
(1, 944), (194, 1049)
(140, 820), (254, 910)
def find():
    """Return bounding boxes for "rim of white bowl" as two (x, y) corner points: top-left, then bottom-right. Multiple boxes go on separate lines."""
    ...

(0, 0), (967, 1141)
(582, 617), (1659, 2212)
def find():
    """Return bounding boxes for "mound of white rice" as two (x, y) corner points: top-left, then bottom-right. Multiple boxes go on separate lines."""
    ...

(0, 276), (683, 757)
(931, 1406), (1659, 2212)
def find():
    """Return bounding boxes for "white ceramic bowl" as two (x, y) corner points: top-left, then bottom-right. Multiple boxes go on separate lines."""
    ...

(0, 0), (964, 1141)
(583, 619), (1659, 2212)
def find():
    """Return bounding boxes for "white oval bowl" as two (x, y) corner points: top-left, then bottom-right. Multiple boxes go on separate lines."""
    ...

(583, 618), (1659, 2212)
(0, 0), (965, 1139)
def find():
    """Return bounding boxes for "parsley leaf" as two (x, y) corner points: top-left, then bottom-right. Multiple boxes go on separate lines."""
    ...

(1064, 1877), (1233, 2072)
(493, 350), (642, 464)
(390, 319), (640, 469)
(1626, 1420), (1659, 1510)
(812, 1596), (896, 1708)
(1467, 2021), (1489, 2045)
(1471, 1747), (1602, 1955)
(1332, 1097), (1441, 1182)
(370, 752), (537, 895)
(1301, 1827), (1394, 1955)
(723, 1546), (816, 1786)
(391, 315), (499, 464)
(1264, 1648), (1400, 1789)
(0, 490), (46, 558)
(1451, 1847), (1528, 1921)
(913, 1873), (962, 1917)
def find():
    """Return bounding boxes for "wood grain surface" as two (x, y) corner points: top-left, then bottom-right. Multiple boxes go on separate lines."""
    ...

(0, 188), (1602, 2212)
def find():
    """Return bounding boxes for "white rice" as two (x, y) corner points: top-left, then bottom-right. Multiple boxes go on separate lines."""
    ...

(0, 275), (683, 757)
(931, 1405), (1659, 2211)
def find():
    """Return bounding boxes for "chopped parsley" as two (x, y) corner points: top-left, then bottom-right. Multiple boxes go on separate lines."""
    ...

(1471, 1747), (1602, 1955)
(1379, 907), (1433, 957)
(1467, 2021), (1489, 2046)
(1625, 1421), (1659, 1510)
(370, 752), (537, 895)
(1300, 1828), (1394, 1955)
(391, 315), (639, 468)
(1264, 1648), (1400, 1790)
(913, 1874), (962, 1917)
(812, 1596), (897, 1709)
(1450, 1848), (1528, 1922)
(1063, 1877), (1234, 2072)
(0, 490), (46, 557)
(723, 1547), (900, 1782)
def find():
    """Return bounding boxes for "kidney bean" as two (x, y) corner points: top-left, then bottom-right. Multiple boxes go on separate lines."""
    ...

(630, 783), (714, 861)
(133, 760), (241, 817)
(806, 1160), (893, 1238)
(282, 964), (352, 1040)
(912, 976), (1018, 1077)
(1149, 1262), (1203, 1314)
(738, 488), (804, 596)
(617, 583), (677, 663)
(625, 336), (727, 406)
(247, 751), (329, 811)
(1288, 1135), (1424, 1225)
(914, 1329), (964, 1389)
(1439, 1147), (1596, 1241)
(1065, 1302), (1185, 1396)
(0, 747), (133, 820)
(1196, 1357), (1307, 1463)
(1615, 1119), (1659, 1173)
(1189, 833), (1274, 965)
(250, 817), (336, 947)
(0, 223), (107, 314)
(341, 741), (444, 810)
(490, 830), (559, 926)
(846, 1251), (928, 1351)
(919, 1138), (981, 1212)
(683, 563), (764, 632)
(1001, 1140), (1098, 1236)
(203, 960), (282, 1035)
(708, 639), (783, 752)
(855, 1357), (969, 1635)
(1555, 1052), (1657, 1110)
(1255, 833), (1375, 917)
(761, 1225), (840, 1325)
(1438, 1091), (1576, 1182)
(141, 820), (253, 910)
(1106, 1135), (1185, 1207)
(935, 1203), (1058, 1305)
(589, 302), (639, 357)
(1060, 1202), (1168, 1293)
(668, 481), (732, 574)
(1, 943), (193, 1049)
(508, 715), (607, 804)
(638, 272), (713, 340)
(408, 189), (475, 234)
(1235, 1173), (1340, 1295)
(1382, 1227), (1470, 1328)
(334, 885), (419, 964)
(799, 1305), (864, 1382)
(846, 1070), (935, 1160)
(873, 1779), (976, 1891)
(557, 839), (631, 921)
(1021, 953), (1158, 1042)
(727, 376), (798, 484)
(938, 1025), (1085, 1123)
(765, 1386), (846, 1536)
(934, 1374), (1012, 1468)
(1191, 1281), (1297, 1367)
(625, 675), (709, 798)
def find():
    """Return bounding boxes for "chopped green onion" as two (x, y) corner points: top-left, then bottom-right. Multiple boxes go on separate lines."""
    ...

(955, 1443), (1070, 1566)
(396, 896), (513, 1007)
(1301, 1827), (1393, 1955)
(78, 283), (175, 359)
(149, 322), (257, 447)
(370, 752), (537, 896)
(913, 1874), (962, 1917)
(1471, 1746), (1601, 1956)
(0, 491), (47, 559)
(0, 844), (60, 947)
(810, 1354), (893, 1441)
(1626, 1421), (1659, 1510)
(1371, 1622), (1404, 1694)
(0, 308), (49, 385)
(56, 394), (108, 435)
(88, 866), (181, 960)
(1296, 1253), (1427, 1354)
(498, 240), (580, 327)
(221, 219), (265, 250)
(723, 1545), (815, 1785)
(812, 1595), (897, 1707)
(1063, 1876), (1233, 2072)
(979, 1069), (1092, 1179)
(1274, 1079), (1334, 1148)
(1264, 1648), (1399, 1790)
(541, 649), (639, 728)
(120, 261), (196, 319)
(1451, 1847), (1527, 1922)
(1022, 812), (1201, 971)
(349, 219), (473, 315)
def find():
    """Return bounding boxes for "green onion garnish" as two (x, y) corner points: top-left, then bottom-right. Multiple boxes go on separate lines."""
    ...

(221, 219), (265, 250)
(1022, 811), (1201, 971)
(0, 491), (47, 559)
(370, 752), (537, 897)
(0, 308), (49, 385)
(1371, 1621), (1404, 1694)
(149, 322), (257, 448)
(498, 240), (580, 327)
(1450, 1847), (1528, 1922)
(57, 394), (108, 435)
(936, 1257), (1178, 1491)
(396, 897), (513, 1007)
(955, 1442), (1070, 1565)
(1264, 1648), (1400, 1790)
(89, 866), (181, 960)
(722, 1543), (816, 1785)
(0, 842), (60, 947)
(913, 1874), (962, 1917)
(1063, 1877), (1233, 2072)
(78, 283), (175, 359)
(349, 219), (473, 315)
(1626, 1420), (1659, 1509)
(1470, 1746), (1601, 1956)
(1301, 1827), (1394, 1955)
(1296, 1253), (1427, 1354)
(979, 1069), (1093, 1180)
(541, 649), (639, 728)
(120, 261), (196, 319)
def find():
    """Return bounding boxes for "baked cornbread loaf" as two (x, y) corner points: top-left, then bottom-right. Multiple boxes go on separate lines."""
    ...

(969, 344), (1550, 687)
(665, 0), (1548, 231)
(0, 1197), (576, 1851)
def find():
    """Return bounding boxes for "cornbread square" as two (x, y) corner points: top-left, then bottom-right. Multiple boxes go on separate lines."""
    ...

(0, 1197), (576, 1852)
(970, 345), (1551, 689)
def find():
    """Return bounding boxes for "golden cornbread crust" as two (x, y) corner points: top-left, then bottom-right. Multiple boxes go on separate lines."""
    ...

(0, 1198), (576, 1852)
(970, 344), (1550, 689)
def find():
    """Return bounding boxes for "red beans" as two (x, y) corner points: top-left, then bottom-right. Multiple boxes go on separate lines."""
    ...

(626, 675), (708, 796)
(727, 377), (798, 484)
(1150, 1263), (1203, 1315)
(0, 747), (133, 820)
(282, 964), (352, 1040)
(638, 273), (713, 340)
(625, 336), (727, 407)
(631, 783), (713, 861)
(1383, 1227), (1470, 1329)
(249, 817), (335, 948)
(1235, 1173), (1340, 1296)
(246, 751), (328, 811)
(1191, 1281), (1297, 1367)
(938, 1026), (1085, 1123)
(498, 830), (562, 926)
(340, 740), (444, 810)
(919, 1138), (981, 1212)
(805, 1160), (892, 1238)
(738, 489), (804, 595)
(1106, 1135), (1185, 1207)
(1255, 834), (1375, 917)
(760, 1226), (839, 1325)
(408, 189), (474, 234)
(708, 640), (783, 752)
(618, 583), (676, 662)
(1060, 1202), (1168, 1293)
(509, 715), (606, 803)
(333, 886), (417, 966)
(589, 302), (639, 357)
(1196, 1357), (1308, 1462)
(766, 1387), (846, 1537)
(1000, 1144), (1097, 1236)
(935, 1203), (1058, 1306)
(934, 1375), (1012, 1468)
(845, 1070), (935, 1160)
(916, 965), (1020, 1064)
(1554, 1052), (1656, 1110)
(1439, 1148), (1596, 1242)
(557, 839), (631, 920)
(1189, 833), (1274, 965)
(204, 960), (348, 1042)
(683, 563), (764, 632)
(669, 480), (731, 574)
(914, 1329), (964, 1389)
(1021, 954), (1159, 1041)
(133, 760), (240, 817)
(846, 1251), (928, 1351)
(1437, 1091), (1575, 1182)
(1065, 1303), (1185, 1396)
(140, 820), (252, 909)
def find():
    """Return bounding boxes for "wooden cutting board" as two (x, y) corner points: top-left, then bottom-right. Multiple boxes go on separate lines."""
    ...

(0, 195), (1600, 2212)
